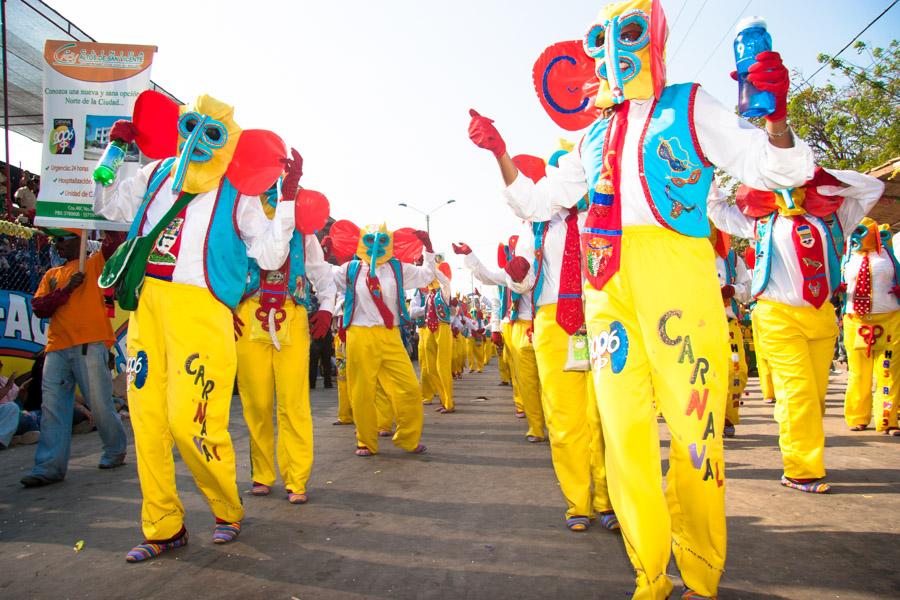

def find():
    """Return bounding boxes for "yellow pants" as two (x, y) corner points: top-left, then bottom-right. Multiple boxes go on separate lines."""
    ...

(584, 227), (728, 600)
(510, 320), (546, 439)
(127, 277), (243, 540)
(754, 299), (837, 480)
(843, 311), (900, 431)
(335, 337), (353, 424)
(452, 334), (464, 374)
(421, 323), (454, 410)
(346, 326), (423, 453)
(751, 311), (776, 401)
(502, 322), (524, 413)
(482, 338), (493, 365)
(467, 337), (484, 372)
(375, 382), (394, 433)
(533, 304), (610, 519)
(235, 297), (313, 494)
(498, 338), (512, 384)
(418, 327), (436, 402)
(726, 318), (748, 426)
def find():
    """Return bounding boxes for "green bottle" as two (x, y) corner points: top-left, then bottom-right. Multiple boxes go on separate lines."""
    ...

(92, 140), (129, 187)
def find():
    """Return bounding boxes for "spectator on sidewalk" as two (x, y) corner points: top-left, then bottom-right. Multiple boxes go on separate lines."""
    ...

(20, 229), (127, 488)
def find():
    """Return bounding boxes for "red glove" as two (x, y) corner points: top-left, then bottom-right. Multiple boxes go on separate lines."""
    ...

(721, 285), (736, 300)
(110, 120), (138, 144)
(891, 285), (900, 299)
(452, 242), (472, 255)
(233, 313), (245, 341)
(321, 236), (335, 262)
(468, 109), (506, 158)
(491, 331), (503, 349)
(309, 310), (333, 339)
(279, 148), (304, 201)
(450, 297), (459, 307)
(837, 282), (848, 294)
(338, 326), (347, 343)
(415, 230), (433, 253)
(747, 51), (790, 122)
(451, 326), (460, 336)
(505, 256), (530, 283)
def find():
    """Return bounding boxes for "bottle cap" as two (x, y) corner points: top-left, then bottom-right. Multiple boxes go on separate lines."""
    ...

(736, 16), (767, 34)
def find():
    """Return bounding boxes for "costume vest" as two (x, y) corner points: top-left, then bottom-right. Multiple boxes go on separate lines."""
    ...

(581, 83), (714, 238)
(752, 213), (844, 299)
(244, 230), (310, 308)
(342, 257), (410, 328)
(128, 157), (247, 309)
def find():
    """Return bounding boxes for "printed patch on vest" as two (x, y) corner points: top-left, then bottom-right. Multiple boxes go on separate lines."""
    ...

(148, 217), (184, 265)
(584, 236), (614, 277)
(126, 350), (148, 390)
(657, 137), (694, 173)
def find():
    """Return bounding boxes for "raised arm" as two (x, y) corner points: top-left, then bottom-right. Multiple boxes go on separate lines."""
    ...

(707, 186), (756, 240)
(236, 196), (293, 271)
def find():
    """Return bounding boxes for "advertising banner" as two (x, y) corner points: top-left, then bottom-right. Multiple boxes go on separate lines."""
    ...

(35, 40), (156, 231)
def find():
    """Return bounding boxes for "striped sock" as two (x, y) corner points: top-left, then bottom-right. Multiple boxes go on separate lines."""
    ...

(213, 519), (241, 544)
(126, 528), (188, 563)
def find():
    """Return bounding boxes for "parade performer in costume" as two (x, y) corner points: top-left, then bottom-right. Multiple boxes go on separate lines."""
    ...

(467, 299), (487, 373)
(468, 0), (817, 595)
(709, 168), (883, 494)
(744, 247), (777, 404)
(710, 221), (751, 437)
(489, 291), (513, 387)
(333, 314), (353, 425)
(840, 218), (900, 435)
(329, 221), (436, 456)
(450, 301), (466, 378)
(234, 177), (336, 504)
(499, 149), (617, 532)
(410, 286), (438, 404)
(94, 91), (292, 562)
(454, 241), (545, 441)
(421, 259), (455, 413)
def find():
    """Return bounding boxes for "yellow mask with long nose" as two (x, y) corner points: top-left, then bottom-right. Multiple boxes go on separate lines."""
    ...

(169, 95), (242, 194)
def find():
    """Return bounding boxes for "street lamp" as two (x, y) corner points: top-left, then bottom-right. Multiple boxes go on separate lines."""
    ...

(397, 199), (456, 235)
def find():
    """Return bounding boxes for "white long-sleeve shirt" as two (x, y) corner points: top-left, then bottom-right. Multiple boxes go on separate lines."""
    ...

(709, 169), (883, 307)
(463, 252), (534, 320)
(334, 253), (437, 327)
(843, 251), (899, 316)
(715, 254), (751, 319)
(94, 160), (293, 289)
(503, 88), (815, 224)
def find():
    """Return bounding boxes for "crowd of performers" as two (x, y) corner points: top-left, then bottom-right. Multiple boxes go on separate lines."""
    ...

(19, 0), (896, 598)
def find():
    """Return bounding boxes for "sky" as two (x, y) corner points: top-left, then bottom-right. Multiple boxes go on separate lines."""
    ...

(6, 0), (899, 293)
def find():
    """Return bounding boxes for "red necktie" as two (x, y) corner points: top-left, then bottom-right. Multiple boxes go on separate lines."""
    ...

(366, 272), (394, 328)
(581, 103), (629, 291)
(790, 215), (828, 308)
(425, 290), (439, 332)
(556, 206), (585, 335)
(853, 254), (872, 316)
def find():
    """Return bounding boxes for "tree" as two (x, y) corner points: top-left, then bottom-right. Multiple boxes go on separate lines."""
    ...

(787, 40), (900, 172)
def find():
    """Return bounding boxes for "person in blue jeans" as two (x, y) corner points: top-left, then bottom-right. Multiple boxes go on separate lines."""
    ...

(21, 230), (127, 487)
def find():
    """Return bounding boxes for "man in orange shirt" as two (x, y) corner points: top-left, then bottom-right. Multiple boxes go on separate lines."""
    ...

(21, 229), (127, 487)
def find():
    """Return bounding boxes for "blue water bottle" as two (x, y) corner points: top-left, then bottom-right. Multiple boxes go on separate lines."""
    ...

(734, 16), (775, 118)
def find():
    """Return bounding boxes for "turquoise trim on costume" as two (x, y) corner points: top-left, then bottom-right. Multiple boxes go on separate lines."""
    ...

(205, 177), (249, 309)
(342, 258), (409, 328)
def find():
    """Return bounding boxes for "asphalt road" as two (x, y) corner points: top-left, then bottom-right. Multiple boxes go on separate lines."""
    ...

(0, 360), (897, 599)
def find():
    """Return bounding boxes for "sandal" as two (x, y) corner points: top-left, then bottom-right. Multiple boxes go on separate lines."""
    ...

(251, 481), (271, 496)
(780, 476), (831, 494)
(125, 527), (188, 563)
(566, 516), (591, 532)
(378, 430), (393, 437)
(849, 424), (868, 431)
(525, 435), (544, 443)
(355, 447), (374, 457)
(598, 511), (620, 530)
(287, 490), (309, 504)
(410, 444), (427, 454)
(438, 407), (455, 414)
(213, 520), (241, 544)
(332, 420), (352, 426)
(514, 411), (526, 419)
(884, 428), (900, 437)
(681, 590), (716, 599)
(723, 424), (735, 438)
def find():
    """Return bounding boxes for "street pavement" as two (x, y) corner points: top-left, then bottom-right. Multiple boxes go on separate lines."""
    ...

(0, 360), (897, 599)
